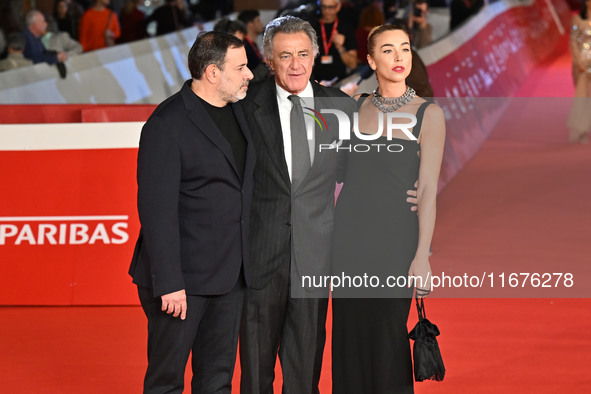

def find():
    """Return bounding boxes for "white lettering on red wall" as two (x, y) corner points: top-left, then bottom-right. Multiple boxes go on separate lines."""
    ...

(0, 216), (130, 246)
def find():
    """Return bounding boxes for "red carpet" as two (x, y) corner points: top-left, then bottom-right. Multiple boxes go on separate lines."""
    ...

(1, 298), (590, 393)
(1, 36), (591, 393)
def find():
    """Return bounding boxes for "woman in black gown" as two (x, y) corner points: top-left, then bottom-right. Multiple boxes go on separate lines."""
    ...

(331, 23), (446, 393)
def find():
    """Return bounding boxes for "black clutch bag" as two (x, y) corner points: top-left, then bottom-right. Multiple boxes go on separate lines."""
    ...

(408, 297), (445, 382)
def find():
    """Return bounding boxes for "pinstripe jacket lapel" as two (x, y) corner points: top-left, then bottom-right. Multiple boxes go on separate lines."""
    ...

(251, 79), (291, 189)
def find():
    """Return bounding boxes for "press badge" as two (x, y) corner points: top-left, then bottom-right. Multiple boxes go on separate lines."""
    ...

(320, 55), (333, 64)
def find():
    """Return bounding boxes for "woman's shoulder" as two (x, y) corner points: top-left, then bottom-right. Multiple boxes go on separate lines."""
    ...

(406, 96), (437, 113)
(423, 101), (444, 121)
(410, 97), (444, 129)
(572, 14), (584, 26)
(413, 96), (441, 110)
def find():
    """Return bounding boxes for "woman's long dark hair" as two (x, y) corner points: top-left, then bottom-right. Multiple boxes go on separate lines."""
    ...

(581, 0), (588, 20)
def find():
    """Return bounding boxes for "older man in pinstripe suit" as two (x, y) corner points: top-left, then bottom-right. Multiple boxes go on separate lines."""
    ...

(238, 16), (357, 394)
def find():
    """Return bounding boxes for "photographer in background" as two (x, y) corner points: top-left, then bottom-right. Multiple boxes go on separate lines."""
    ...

(43, 16), (83, 58)
(313, 0), (358, 85)
(145, 0), (192, 37)
(0, 33), (33, 71)
(237, 9), (269, 82)
(23, 10), (68, 65)
(213, 18), (247, 40)
(407, 0), (432, 49)
(450, 0), (484, 31)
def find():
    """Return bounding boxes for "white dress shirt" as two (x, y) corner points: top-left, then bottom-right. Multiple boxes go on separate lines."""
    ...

(275, 81), (315, 181)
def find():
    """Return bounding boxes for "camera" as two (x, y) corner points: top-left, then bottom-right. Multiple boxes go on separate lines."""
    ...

(413, 8), (423, 17)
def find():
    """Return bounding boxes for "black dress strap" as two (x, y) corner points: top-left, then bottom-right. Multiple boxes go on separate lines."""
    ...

(413, 102), (431, 140)
(356, 93), (370, 109)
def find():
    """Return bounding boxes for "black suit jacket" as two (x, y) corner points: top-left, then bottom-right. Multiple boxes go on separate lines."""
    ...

(241, 77), (356, 291)
(129, 81), (255, 297)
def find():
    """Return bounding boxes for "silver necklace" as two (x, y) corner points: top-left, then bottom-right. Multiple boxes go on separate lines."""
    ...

(371, 86), (416, 112)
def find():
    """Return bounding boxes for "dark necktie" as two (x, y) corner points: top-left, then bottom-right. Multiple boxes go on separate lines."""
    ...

(289, 95), (311, 190)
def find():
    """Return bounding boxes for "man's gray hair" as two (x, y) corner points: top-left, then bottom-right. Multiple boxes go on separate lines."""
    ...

(25, 10), (42, 27)
(262, 16), (319, 62)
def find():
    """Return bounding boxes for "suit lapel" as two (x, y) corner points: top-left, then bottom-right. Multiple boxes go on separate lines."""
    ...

(252, 79), (291, 188)
(232, 101), (256, 181)
(299, 83), (339, 178)
(181, 82), (240, 180)
(311, 84), (335, 165)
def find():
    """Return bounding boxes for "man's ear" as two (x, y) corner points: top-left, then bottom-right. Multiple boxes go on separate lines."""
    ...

(266, 58), (275, 73)
(204, 64), (218, 84)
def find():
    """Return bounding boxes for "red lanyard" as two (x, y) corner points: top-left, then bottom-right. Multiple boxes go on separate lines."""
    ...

(320, 18), (339, 55)
(244, 36), (262, 60)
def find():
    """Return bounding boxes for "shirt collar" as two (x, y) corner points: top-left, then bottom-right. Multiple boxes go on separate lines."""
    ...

(275, 80), (314, 104)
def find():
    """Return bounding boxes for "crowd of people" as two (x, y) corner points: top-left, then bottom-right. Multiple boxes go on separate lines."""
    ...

(206, 0), (441, 94)
(0, 0), (228, 72)
(0, 0), (484, 75)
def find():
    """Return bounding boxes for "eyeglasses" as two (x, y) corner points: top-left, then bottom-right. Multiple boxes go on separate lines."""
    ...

(320, 5), (338, 10)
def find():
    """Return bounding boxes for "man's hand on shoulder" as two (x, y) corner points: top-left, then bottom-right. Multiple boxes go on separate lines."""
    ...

(407, 180), (418, 212)
(161, 289), (187, 320)
(339, 81), (359, 96)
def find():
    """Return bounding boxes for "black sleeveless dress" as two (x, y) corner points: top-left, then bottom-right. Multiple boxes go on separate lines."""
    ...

(331, 99), (431, 394)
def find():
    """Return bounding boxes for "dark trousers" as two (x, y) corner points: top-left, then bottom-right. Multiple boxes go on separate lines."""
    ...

(138, 277), (244, 394)
(240, 262), (328, 394)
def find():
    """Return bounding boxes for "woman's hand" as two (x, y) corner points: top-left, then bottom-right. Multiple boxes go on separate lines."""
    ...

(408, 256), (432, 297)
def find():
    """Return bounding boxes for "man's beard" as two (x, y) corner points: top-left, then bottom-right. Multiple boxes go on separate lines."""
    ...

(219, 81), (249, 103)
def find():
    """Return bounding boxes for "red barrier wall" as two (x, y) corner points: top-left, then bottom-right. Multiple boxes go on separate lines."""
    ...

(0, 109), (152, 305)
(0, 105), (156, 124)
(427, 0), (571, 98)
(0, 149), (140, 304)
(423, 0), (571, 189)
